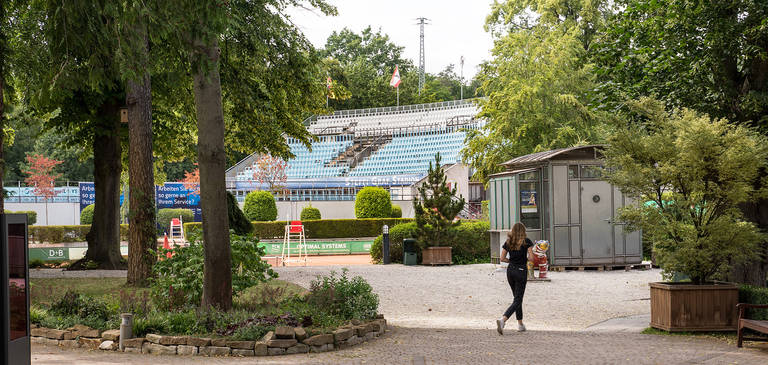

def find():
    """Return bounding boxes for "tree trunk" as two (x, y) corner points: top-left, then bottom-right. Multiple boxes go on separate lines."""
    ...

(731, 198), (768, 287)
(126, 65), (156, 286)
(192, 38), (232, 310)
(73, 102), (124, 270)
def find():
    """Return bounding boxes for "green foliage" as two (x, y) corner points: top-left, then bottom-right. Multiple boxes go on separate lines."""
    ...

(79, 204), (95, 225)
(305, 269), (379, 320)
(603, 99), (768, 284)
(740, 285), (768, 321)
(481, 200), (489, 220)
(355, 187), (391, 218)
(371, 221), (490, 264)
(300, 205), (322, 220)
(413, 154), (465, 247)
(464, 1), (614, 183)
(157, 208), (194, 234)
(29, 224), (129, 244)
(150, 231), (276, 310)
(390, 204), (402, 218)
(184, 218), (413, 240)
(243, 191), (277, 221)
(227, 192), (252, 235)
(4, 210), (37, 225)
(593, 0), (768, 126)
(370, 222), (418, 264)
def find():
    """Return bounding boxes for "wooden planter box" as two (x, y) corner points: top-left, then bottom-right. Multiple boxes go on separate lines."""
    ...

(650, 282), (738, 331)
(422, 247), (452, 265)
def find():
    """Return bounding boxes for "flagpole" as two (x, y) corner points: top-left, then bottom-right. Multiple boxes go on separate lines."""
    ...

(397, 86), (399, 107)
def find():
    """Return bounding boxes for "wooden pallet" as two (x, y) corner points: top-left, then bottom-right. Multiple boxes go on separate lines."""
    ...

(551, 263), (652, 272)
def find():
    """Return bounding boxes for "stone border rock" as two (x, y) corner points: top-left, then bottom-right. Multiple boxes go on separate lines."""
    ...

(30, 317), (387, 357)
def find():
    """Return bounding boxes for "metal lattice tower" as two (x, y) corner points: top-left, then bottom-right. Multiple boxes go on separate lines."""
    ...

(416, 17), (430, 95)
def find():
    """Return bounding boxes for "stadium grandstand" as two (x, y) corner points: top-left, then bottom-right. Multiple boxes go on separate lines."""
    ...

(225, 99), (486, 216)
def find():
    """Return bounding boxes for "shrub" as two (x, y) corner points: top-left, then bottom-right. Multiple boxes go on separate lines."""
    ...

(370, 222), (418, 263)
(184, 218), (413, 240)
(481, 200), (489, 220)
(740, 285), (768, 320)
(390, 205), (402, 218)
(157, 208), (194, 234)
(80, 204), (95, 225)
(371, 221), (490, 264)
(244, 191), (277, 221)
(300, 205), (322, 220)
(150, 231), (276, 311)
(29, 224), (129, 243)
(603, 100), (768, 284)
(227, 192), (252, 235)
(5, 210), (37, 225)
(413, 153), (464, 247)
(306, 269), (379, 320)
(355, 187), (391, 218)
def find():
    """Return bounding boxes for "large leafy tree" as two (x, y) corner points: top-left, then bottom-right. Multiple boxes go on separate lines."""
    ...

(595, 0), (768, 286)
(463, 0), (614, 183)
(165, 0), (335, 310)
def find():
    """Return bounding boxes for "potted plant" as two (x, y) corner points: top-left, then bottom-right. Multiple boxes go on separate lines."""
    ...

(413, 153), (465, 265)
(603, 99), (768, 331)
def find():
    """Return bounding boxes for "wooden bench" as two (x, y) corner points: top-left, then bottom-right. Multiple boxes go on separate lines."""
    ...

(737, 303), (768, 348)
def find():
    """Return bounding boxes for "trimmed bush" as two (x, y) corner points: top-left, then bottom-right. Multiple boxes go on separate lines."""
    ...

(371, 220), (490, 264)
(355, 187), (391, 218)
(157, 208), (194, 234)
(244, 191), (278, 221)
(4, 210), (37, 225)
(184, 218), (413, 241)
(390, 205), (402, 218)
(370, 222), (418, 264)
(740, 285), (768, 320)
(29, 224), (129, 244)
(80, 204), (95, 225)
(301, 205), (322, 220)
(227, 192), (253, 235)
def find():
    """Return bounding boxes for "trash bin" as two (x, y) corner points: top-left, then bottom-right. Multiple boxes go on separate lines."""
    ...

(403, 238), (417, 266)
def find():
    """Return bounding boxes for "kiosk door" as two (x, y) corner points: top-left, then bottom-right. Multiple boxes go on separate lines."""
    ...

(580, 181), (614, 264)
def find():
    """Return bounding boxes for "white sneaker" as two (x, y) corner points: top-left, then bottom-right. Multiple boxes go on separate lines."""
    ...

(496, 318), (505, 335)
(517, 324), (526, 332)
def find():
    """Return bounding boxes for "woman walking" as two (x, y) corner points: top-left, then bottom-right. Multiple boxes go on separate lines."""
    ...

(496, 222), (534, 335)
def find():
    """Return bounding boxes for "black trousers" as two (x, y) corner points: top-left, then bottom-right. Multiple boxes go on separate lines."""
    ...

(503, 265), (528, 320)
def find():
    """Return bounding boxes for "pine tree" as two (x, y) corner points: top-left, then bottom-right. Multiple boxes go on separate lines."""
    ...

(413, 153), (465, 247)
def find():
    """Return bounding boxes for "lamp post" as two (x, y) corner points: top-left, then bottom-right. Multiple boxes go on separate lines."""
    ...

(382, 225), (390, 265)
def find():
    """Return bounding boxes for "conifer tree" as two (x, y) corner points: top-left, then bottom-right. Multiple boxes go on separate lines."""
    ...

(413, 153), (465, 247)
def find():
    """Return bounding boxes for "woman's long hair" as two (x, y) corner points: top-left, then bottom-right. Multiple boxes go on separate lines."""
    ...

(506, 223), (527, 250)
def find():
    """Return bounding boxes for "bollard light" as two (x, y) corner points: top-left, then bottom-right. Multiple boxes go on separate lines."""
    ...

(119, 313), (133, 351)
(382, 225), (390, 265)
(383, 224), (389, 234)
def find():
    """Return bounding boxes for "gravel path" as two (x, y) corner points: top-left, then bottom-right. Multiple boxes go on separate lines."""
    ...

(273, 264), (661, 331)
(31, 328), (768, 364)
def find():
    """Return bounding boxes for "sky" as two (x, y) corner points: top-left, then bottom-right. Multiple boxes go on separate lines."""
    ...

(286, 0), (497, 80)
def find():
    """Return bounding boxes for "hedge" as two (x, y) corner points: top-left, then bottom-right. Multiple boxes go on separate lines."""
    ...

(157, 208), (194, 234)
(390, 205), (402, 218)
(80, 204), (95, 225)
(355, 187), (391, 218)
(740, 285), (768, 320)
(29, 224), (129, 244)
(4, 210), (37, 225)
(244, 191), (278, 221)
(184, 218), (413, 240)
(371, 220), (490, 264)
(301, 205), (322, 220)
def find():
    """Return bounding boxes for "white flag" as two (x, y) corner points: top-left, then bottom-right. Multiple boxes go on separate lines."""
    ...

(390, 66), (401, 88)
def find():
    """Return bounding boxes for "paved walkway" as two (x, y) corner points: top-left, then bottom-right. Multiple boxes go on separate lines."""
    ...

(32, 327), (768, 364)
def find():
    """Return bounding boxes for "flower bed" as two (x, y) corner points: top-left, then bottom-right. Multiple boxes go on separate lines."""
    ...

(31, 317), (388, 356)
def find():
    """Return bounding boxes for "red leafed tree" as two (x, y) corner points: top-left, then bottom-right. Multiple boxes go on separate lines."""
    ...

(252, 155), (288, 194)
(23, 154), (62, 225)
(181, 163), (200, 195)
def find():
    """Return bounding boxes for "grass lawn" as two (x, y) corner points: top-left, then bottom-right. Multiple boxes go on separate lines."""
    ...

(641, 327), (739, 344)
(30, 277), (306, 308)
